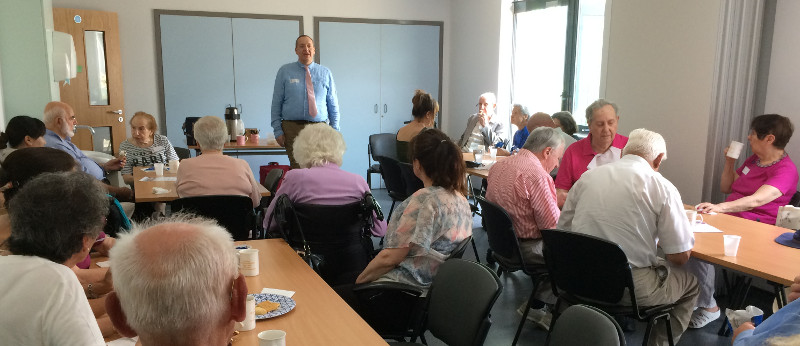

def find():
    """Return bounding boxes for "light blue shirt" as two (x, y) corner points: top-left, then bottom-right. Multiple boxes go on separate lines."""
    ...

(44, 129), (104, 180)
(271, 61), (340, 137)
(734, 299), (800, 346)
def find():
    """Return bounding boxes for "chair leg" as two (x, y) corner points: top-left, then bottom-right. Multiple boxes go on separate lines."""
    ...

(665, 315), (675, 346)
(387, 200), (397, 222)
(367, 171), (371, 188)
(642, 317), (655, 346)
(470, 237), (481, 263)
(512, 279), (540, 346)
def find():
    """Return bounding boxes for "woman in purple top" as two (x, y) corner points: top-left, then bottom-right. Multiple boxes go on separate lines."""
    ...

(262, 123), (386, 236)
(690, 114), (799, 329)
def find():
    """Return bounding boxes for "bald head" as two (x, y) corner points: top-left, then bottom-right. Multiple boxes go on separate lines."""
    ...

(43, 101), (76, 138)
(526, 112), (555, 131)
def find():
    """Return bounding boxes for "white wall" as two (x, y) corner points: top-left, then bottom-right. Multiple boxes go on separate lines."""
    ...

(51, 0), (452, 137)
(765, 0), (800, 174)
(601, 0), (722, 203)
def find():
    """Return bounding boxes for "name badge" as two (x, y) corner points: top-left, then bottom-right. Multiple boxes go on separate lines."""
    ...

(742, 166), (750, 175)
(290, 78), (300, 84)
(151, 146), (165, 153)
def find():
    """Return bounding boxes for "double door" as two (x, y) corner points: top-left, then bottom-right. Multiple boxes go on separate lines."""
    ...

(318, 21), (441, 184)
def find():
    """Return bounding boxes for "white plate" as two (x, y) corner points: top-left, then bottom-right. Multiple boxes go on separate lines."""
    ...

(251, 293), (296, 319)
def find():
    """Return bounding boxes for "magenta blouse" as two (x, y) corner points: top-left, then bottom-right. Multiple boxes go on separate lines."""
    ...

(726, 154), (799, 225)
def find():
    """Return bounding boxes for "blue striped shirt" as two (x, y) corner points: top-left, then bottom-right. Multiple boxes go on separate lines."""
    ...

(270, 61), (340, 137)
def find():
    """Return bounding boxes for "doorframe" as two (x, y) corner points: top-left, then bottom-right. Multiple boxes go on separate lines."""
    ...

(153, 10), (304, 132)
(313, 17), (444, 126)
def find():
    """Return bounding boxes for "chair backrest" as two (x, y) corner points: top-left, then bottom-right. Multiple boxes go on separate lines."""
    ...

(369, 133), (397, 161)
(791, 191), (800, 207)
(171, 195), (256, 241)
(353, 281), (426, 340)
(449, 236), (472, 260)
(262, 168), (284, 193)
(475, 196), (525, 269)
(174, 147), (192, 160)
(540, 229), (634, 305)
(104, 196), (131, 238)
(274, 194), (376, 286)
(399, 162), (424, 197)
(546, 304), (625, 346)
(376, 155), (407, 201)
(426, 259), (503, 346)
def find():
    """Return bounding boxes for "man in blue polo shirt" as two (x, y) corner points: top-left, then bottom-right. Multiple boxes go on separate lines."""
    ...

(271, 35), (340, 168)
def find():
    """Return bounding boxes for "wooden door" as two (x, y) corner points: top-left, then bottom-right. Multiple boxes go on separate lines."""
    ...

(53, 8), (126, 154)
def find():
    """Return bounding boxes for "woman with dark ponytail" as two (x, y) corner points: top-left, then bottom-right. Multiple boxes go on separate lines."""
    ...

(0, 116), (47, 163)
(357, 128), (471, 290)
(396, 89), (438, 163)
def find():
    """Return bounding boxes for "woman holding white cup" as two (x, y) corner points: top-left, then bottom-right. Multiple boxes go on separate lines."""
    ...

(690, 114), (799, 329)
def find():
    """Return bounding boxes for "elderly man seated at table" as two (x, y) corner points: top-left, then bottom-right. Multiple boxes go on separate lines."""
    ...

(263, 123), (386, 236)
(0, 172), (108, 345)
(457, 92), (507, 152)
(106, 215), (246, 346)
(558, 128), (698, 346)
(555, 99), (628, 207)
(176, 116), (261, 207)
(733, 273), (800, 345)
(486, 127), (565, 329)
(43, 101), (133, 201)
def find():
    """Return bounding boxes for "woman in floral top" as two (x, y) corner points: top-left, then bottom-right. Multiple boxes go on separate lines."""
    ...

(356, 129), (472, 289)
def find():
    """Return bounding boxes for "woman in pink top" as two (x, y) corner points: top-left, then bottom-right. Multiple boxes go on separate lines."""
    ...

(690, 114), (799, 328)
(175, 116), (261, 207)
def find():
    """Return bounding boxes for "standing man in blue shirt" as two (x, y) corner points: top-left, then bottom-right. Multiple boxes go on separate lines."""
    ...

(271, 35), (340, 168)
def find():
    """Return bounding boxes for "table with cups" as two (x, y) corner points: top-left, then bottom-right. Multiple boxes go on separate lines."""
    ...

(233, 239), (387, 345)
(132, 164), (270, 203)
(188, 138), (286, 157)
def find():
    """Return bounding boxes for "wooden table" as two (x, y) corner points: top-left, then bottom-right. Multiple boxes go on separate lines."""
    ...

(133, 168), (270, 203)
(233, 239), (387, 345)
(189, 139), (286, 157)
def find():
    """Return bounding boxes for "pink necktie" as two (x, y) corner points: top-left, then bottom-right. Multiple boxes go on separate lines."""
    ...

(305, 65), (318, 117)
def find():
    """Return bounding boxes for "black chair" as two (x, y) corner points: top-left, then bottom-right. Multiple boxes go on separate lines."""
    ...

(171, 195), (257, 241)
(273, 192), (380, 287)
(389, 259), (503, 346)
(540, 229), (677, 346)
(476, 195), (548, 346)
(790, 191), (800, 207)
(376, 155), (408, 221)
(367, 133), (397, 187)
(173, 147), (192, 160)
(546, 304), (626, 346)
(399, 162), (424, 197)
(259, 168), (284, 207)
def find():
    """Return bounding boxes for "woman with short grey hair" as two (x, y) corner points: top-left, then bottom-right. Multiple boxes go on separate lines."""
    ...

(262, 123), (386, 236)
(175, 116), (261, 207)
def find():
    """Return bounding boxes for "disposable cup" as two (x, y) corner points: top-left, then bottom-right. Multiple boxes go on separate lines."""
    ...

(153, 163), (165, 177)
(168, 159), (180, 173)
(727, 141), (744, 159)
(685, 210), (703, 225)
(473, 149), (484, 164)
(723, 235), (741, 256)
(258, 330), (286, 346)
(489, 147), (497, 158)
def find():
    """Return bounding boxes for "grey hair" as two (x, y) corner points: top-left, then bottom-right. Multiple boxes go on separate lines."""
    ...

(513, 104), (531, 118)
(479, 92), (497, 105)
(523, 127), (564, 153)
(622, 128), (667, 162)
(43, 102), (68, 125)
(293, 123), (345, 168)
(585, 99), (619, 124)
(7, 172), (108, 264)
(109, 214), (238, 340)
(193, 116), (228, 151)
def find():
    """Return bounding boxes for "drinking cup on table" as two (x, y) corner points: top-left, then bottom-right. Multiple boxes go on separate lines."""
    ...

(258, 330), (286, 346)
(727, 141), (744, 159)
(153, 163), (165, 177)
(489, 147), (498, 159)
(236, 135), (247, 146)
(685, 210), (703, 225)
(236, 295), (256, 331)
(168, 159), (180, 173)
(238, 248), (259, 276)
(723, 235), (742, 256)
(473, 149), (484, 164)
(250, 133), (260, 143)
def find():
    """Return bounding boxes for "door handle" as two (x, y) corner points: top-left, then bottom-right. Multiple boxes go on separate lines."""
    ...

(107, 110), (123, 114)
(384, 104), (387, 113)
(374, 104), (378, 114)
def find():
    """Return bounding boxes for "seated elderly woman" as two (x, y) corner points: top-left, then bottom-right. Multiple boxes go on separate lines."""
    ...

(689, 114), (799, 329)
(552, 111), (579, 140)
(263, 123), (386, 236)
(0, 115), (47, 163)
(0, 171), (108, 344)
(396, 89), (438, 163)
(175, 116), (261, 207)
(356, 129), (472, 289)
(119, 111), (179, 184)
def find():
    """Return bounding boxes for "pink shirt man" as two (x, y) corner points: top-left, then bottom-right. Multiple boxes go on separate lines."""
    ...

(727, 154), (798, 225)
(486, 149), (559, 239)
(554, 133), (628, 191)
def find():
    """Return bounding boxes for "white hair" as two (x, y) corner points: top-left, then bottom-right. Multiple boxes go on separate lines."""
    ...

(293, 123), (345, 168)
(513, 104), (531, 118)
(109, 214), (238, 340)
(43, 102), (68, 125)
(479, 92), (497, 105)
(622, 128), (667, 162)
(193, 116), (228, 151)
(523, 127), (564, 153)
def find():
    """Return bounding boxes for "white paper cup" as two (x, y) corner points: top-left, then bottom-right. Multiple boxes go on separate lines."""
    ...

(258, 330), (286, 346)
(727, 141), (744, 159)
(238, 249), (259, 276)
(489, 147), (497, 158)
(473, 149), (484, 164)
(685, 210), (703, 225)
(153, 163), (165, 176)
(168, 159), (180, 173)
(723, 235), (742, 256)
(236, 295), (256, 331)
